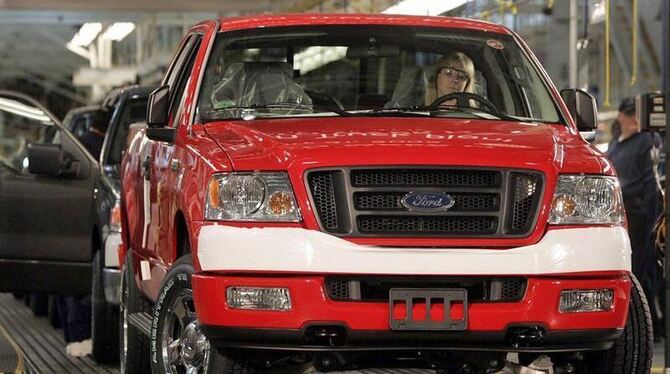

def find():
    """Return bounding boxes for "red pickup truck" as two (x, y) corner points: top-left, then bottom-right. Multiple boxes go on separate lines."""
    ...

(119, 14), (652, 374)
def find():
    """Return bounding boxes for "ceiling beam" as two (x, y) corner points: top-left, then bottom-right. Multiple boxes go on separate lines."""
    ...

(0, 10), (220, 25)
(0, 0), (291, 13)
(0, 72), (87, 104)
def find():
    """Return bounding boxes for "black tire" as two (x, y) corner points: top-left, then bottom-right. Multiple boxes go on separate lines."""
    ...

(120, 250), (151, 374)
(30, 293), (48, 317)
(151, 254), (256, 374)
(586, 274), (653, 374)
(47, 295), (61, 329)
(11, 292), (23, 300)
(92, 250), (120, 364)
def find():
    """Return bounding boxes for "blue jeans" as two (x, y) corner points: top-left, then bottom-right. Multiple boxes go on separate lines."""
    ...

(56, 295), (91, 343)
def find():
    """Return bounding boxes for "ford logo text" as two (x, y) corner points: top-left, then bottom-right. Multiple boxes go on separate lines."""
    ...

(400, 192), (456, 212)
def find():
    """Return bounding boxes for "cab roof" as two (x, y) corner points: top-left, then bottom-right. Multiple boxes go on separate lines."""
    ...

(217, 13), (512, 35)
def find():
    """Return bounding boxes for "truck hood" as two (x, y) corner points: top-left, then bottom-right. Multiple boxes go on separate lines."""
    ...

(202, 117), (607, 174)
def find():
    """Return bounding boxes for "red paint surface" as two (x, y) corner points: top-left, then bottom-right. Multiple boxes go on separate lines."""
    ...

(192, 272), (630, 331)
(118, 14), (627, 340)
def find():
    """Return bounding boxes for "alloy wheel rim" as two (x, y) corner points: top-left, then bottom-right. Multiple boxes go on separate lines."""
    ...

(161, 289), (210, 374)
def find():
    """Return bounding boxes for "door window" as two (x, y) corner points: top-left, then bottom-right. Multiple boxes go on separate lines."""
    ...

(168, 35), (203, 127)
(0, 96), (57, 174)
(108, 99), (148, 165)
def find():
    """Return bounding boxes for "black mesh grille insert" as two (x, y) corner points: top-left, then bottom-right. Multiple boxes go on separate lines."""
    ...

(325, 277), (526, 302)
(357, 216), (497, 235)
(351, 169), (501, 188)
(501, 277), (526, 300)
(308, 172), (339, 231)
(354, 192), (498, 212)
(509, 173), (542, 234)
(326, 278), (351, 300)
(306, 168), (543, 238)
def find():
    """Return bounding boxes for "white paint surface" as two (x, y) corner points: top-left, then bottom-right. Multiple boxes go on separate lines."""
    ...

(197, 226), (631, 275)
(104, 231), (121, 267)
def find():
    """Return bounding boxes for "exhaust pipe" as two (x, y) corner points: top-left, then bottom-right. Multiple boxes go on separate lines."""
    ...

(505, 326), (546, 348)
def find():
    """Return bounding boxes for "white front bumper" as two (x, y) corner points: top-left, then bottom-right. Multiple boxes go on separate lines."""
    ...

(197, 226), (631, 275)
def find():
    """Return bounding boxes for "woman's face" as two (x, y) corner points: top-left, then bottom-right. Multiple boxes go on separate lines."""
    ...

(436, 60), (469, 97)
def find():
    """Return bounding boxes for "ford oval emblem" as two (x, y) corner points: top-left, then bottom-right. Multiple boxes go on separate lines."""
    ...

(401, 192), (456, 212)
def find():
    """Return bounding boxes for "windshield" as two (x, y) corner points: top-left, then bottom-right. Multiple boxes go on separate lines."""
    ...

(197, 26), (562, 123)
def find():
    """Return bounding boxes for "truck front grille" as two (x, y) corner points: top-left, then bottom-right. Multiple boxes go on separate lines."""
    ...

(350, 169), (499, 188)
(357, 216), (497, 235)
(325, 276), (527, 303)
(306, 167), (543, 238)
(308, 172), (339, 231)
(354, 192), (499, 212)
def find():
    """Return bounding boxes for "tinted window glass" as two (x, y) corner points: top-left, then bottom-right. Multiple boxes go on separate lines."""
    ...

(0, 96), (57, 174)
(108, 99), (148, 165)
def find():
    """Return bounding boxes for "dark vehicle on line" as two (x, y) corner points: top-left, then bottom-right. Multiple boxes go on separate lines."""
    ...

(0, 90), (99, 298)
(0, 87), (150, 365)
(62, 105), (104, 139)
(89, 85), (153, 363)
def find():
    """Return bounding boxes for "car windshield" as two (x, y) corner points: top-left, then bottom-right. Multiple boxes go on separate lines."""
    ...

(197, 25), (562, 123)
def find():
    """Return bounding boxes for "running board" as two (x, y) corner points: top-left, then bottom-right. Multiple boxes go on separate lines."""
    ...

(128, 312), (152, 337)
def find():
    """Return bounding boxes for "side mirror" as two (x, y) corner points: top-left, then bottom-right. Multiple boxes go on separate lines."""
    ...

(27, 143), (71, 177)
(147, 85), (170, 127)
(560, 88), (598, 132)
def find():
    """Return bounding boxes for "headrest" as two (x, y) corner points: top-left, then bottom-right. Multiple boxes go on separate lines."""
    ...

(211, 62), (312, 109)
(385, 66), (428, 108)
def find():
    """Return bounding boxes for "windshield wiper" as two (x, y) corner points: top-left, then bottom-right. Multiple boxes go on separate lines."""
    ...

(364, 106), (431, 117)
(207, 103), (353, 118)
(429, 106), (518, 121)
(209, 103), (311, 112)
(312, 104), (354, 117)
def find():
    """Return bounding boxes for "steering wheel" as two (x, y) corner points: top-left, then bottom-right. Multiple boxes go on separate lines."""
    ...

(428, 92), (502, 116)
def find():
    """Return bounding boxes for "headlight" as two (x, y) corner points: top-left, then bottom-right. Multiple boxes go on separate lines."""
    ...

(548, 175), (624, 225)
(205, 173), (301, 221)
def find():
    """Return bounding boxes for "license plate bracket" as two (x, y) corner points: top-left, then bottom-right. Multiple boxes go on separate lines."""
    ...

(389, 288), (468, 331)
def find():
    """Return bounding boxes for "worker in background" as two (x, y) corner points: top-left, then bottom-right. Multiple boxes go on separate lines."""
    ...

(77, 109), (109, 160)
(56, 108), (110, 357)
(607, 97), (663, 340)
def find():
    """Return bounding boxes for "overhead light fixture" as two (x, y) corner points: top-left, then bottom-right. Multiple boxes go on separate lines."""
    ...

(66, 42), (91, 60)
(590, 1), (606, 24)
(102, 22), (136, 42)
(69, 22), (103, 47)
(382, 0), (471, 16)
(0, 98), (52, 122)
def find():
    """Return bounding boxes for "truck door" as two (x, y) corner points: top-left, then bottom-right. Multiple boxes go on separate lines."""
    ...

(134, 33), (200, 260)
(0, 92), (99, 294)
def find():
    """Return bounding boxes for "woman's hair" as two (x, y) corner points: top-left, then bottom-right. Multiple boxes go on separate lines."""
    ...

(425, 52), (476, 105)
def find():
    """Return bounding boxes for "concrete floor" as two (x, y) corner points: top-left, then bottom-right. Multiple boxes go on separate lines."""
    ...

(653, 341), (666, 373)
(1, 292), (667, 373)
